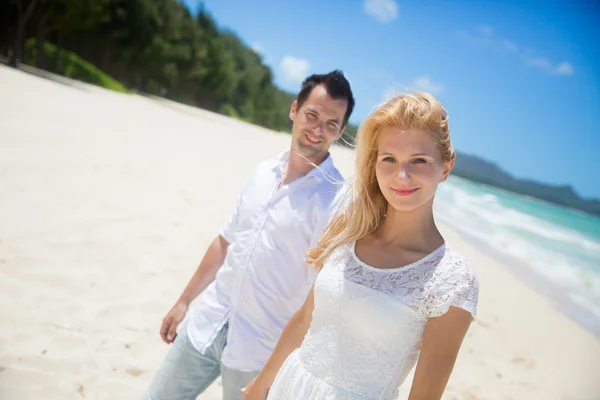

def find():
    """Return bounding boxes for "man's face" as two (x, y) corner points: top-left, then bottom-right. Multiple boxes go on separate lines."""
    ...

(289, 85), (348, 161)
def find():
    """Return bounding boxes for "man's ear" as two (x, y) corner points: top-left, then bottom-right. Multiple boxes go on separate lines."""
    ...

(336, 124), (346, 141)
(289, 100), (298, 121)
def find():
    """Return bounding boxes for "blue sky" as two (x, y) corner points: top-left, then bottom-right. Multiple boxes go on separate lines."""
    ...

(182, 0), (600, 199)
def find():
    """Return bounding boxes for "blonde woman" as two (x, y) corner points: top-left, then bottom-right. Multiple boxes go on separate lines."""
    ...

(242, 92), (479, 400)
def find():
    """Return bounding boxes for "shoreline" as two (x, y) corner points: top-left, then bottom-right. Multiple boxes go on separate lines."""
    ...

(448, 174), (600, 220)
(435, 208), (600, 339)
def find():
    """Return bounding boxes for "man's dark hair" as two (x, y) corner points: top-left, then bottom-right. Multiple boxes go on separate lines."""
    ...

(296, 70), (355, 127)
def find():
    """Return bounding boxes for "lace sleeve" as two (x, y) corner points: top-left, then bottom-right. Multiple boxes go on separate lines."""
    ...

(426, 258), (480, 319)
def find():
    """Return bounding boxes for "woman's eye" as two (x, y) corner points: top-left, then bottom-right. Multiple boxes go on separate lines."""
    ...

(412, 158), (427, 164)
(383, 156), (395, 163)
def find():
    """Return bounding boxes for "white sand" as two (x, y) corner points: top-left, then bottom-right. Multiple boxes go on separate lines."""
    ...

(0, 64), (598, 400)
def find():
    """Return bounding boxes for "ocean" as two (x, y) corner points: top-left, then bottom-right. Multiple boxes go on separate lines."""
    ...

(435, 176), (600, 336)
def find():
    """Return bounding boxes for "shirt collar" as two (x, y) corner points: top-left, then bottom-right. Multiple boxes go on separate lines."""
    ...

(272, 150), (289, 172)
(272, 150), (336, 182)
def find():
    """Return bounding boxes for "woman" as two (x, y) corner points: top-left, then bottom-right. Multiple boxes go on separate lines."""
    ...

(242, 92), (479, 400)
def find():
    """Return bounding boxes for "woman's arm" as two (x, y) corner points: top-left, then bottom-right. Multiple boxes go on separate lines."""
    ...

(408, 306), (474, 400)
(242, 284), (316, 399)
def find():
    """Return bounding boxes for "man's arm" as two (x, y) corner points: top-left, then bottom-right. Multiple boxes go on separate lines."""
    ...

(159, 234), (230, 344)
(241, 284), (316, 399)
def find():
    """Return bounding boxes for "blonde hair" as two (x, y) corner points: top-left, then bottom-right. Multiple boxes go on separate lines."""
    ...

(307, 91), (455, 270)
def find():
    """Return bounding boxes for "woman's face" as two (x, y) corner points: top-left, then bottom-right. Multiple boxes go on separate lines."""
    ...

(375, 127), (453, 213)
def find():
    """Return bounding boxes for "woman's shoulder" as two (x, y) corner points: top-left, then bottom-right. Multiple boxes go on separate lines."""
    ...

(433, 245), (478, 279)
(325, 241), (355, 264)
(421, 244), (480, 318)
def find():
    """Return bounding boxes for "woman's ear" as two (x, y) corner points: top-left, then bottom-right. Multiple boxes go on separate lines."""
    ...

(440, 159), (455, 182)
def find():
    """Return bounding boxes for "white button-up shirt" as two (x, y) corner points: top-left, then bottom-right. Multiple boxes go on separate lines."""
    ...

(186, 150), (343, 371)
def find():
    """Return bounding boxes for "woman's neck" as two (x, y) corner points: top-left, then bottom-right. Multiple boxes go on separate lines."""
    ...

(372, 201), (444, 251)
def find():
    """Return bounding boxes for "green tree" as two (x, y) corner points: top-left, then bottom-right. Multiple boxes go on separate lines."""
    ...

(0, 0), (317, 133)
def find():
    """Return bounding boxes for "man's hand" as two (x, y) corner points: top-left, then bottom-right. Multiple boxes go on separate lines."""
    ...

(241, 376), (270, 400)
(160, 302), (188, 344)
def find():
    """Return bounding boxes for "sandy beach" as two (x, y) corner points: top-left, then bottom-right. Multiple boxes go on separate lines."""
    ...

(0, 64), (599, 400)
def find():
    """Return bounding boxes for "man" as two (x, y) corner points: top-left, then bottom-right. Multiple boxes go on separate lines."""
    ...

(142, 70), (355, 400)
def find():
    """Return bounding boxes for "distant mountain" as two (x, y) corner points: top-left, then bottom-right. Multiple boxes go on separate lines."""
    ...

(452, 152), (600, 217)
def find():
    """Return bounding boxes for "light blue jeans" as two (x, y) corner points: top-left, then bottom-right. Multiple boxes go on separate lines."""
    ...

(141, 322), (259, 400)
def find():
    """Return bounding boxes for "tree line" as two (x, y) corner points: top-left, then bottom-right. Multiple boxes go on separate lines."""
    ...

(0, 0), (358, 141)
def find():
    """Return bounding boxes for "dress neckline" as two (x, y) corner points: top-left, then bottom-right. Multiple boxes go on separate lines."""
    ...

(350, 241), (446, 272)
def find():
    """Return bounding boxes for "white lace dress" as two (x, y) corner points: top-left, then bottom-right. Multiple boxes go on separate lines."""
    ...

(267, 242), (479, 400)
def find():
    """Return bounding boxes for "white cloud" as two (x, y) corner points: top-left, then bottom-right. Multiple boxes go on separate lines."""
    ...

(379, 77), (444, 102)
(525, 57), (574, 76)
(500, 40), (518, 52)
(456, 29), (492, 48)
(457, 26), (574, 77)
(552, 61), (575, 76)
(381, 86), (399, 101)
(475, 25), (494, 36)
(410, 76), (445, 95)
(251, 43), (264, 54)
(280, 56), (310, 85)
(364, 0), (398, 24)
(264, 56), (275, 66)
(527, 56), (552, 70)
